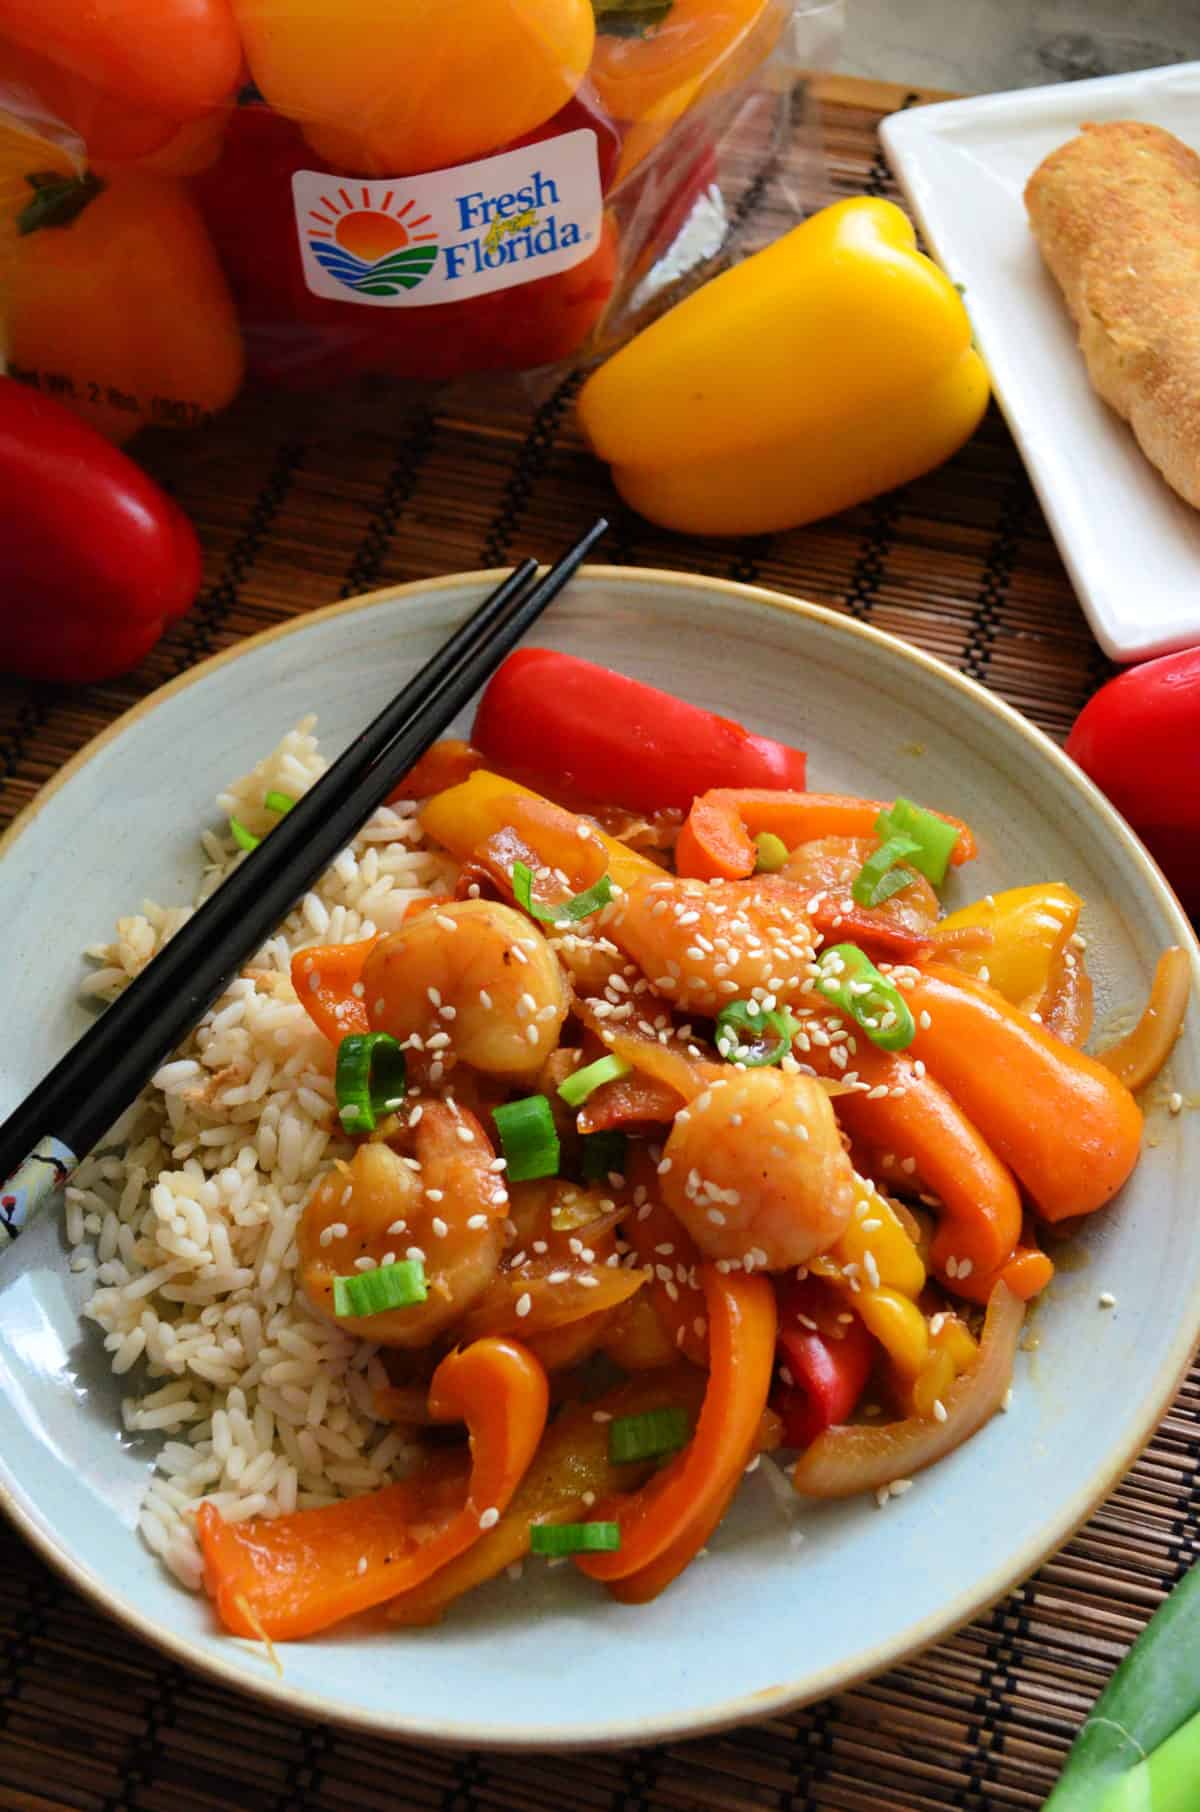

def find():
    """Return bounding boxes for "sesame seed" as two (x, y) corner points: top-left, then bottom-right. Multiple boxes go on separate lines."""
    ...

(455, 1125), (474, 1143)
(431, 1217), (449, 1239)
(592, 1410), (612, 1423)
(707, 1208), (726, 1226)
(351, 980), (365, 999)
(511, 945), (528, 964)
(386, 1219), (408, 1235)
(357, 1555), (368, 1574)
(479, 989), (493, 1009)
(890, 1478), (914, 1496)
(945, 1255), (959, 1278)
(1169, 1092), (1183, 1115)
(467, 1214), (488, 1230)
(425, 1188), (444, 1202)
(1099, 1291), (1117, 1308)
(426, 1031), (451, 1050)
(436, 915), (457, 932)
(354, 1256), (377, 1271)
(932, 1399), (948, 1423)
(515, 1292), (532, 1318)
(406, 1246), (426, 1264)
(957, 1257), (974, 1279)
(918, 1010), (932, 1030)
(525, 1025), (539, 1044)
(478, 1506), (500, 1530)
(426, 987), (441, 1007)
(547, 1269), (570, 1285)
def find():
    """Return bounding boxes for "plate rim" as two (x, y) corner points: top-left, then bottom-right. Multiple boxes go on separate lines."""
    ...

(881, 60), (1200, 665)
(2, 563), (1197, 1751)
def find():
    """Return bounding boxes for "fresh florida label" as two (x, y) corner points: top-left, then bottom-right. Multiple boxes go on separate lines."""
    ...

(292, 130), (602, 309)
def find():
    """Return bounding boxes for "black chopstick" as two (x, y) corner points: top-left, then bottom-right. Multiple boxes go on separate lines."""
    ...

(0, 518), (607, 1242)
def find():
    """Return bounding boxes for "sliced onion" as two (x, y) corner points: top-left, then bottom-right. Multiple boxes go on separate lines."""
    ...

(1096, 947), (1192, 1093)
(790, 1284), (1024, 1499)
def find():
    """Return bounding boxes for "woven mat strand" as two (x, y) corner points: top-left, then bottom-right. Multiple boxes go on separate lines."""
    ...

(0, 75), (1188, 1812)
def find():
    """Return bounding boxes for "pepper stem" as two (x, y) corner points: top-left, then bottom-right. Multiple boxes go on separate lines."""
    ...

(17, 170), (104, 237)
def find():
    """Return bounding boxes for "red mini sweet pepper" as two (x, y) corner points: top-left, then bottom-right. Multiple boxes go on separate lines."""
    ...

(472, 648), (808, 812)
(0, 378), (201, 683)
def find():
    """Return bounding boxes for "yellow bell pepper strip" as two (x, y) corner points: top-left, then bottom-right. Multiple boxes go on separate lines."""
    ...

(196, 1337), (549, 1638)
(908, 1311), (978, 1420)
(387, 1366), (708, 1625)
(674, 788), (976, 886)
(290, 939), (376, 1045)
(808, 1180), (930, 1379)
(824, 1039), (1023, 1285)
(577, 197), (990, 537)
(420, 770), (660, 895)
(791, 1284), (1023, 1499)
(903, 965), (1144, 1223)
(5, 167), (243, 443)
(932, 884), (1082, 1008)
(232, 0), (595, 178)
(1096, 947), (1192, 1093)
(574, 1266), (776, 1585)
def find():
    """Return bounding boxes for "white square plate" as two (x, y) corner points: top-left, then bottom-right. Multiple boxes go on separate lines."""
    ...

(883, 62), (1200, 663)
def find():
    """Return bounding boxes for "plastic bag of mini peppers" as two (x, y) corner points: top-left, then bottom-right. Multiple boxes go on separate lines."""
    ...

(0, 0), (841, 439)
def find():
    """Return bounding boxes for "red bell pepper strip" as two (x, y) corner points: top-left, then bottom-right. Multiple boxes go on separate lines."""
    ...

(385, 739), (484, 805)
(290, 939), (376, 1044)
(472, 649), (808, 813)
(675, 789), (976, 883)
(0, 0), (242, 120)
(0, 378), (200, 683)
(772, 1275), (875, 1448)
(574, 1266), (776, 1586)
(197, 1337), (549, 1639)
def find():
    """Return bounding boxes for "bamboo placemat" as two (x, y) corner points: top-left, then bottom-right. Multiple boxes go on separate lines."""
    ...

(0, 73), (1191, 1812)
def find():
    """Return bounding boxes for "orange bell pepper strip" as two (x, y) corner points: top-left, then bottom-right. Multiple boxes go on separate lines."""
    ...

(827, 1039), (1023, 1283)
(386, 739), (484, 806)
(949, 1225), (1055, 1308)
(574, 1265), (776, 1586)
(290, 938), (377, 1044)
(197, 1337), (549, 1639)
(904, 965), (1144, 1222)
(387, 1365), (708, 1625)
(674, 789), (976, 884)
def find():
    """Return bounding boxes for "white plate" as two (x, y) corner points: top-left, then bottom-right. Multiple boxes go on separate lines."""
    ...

(0, 568), (1197, 1748)
(883, 62), (1200, 663)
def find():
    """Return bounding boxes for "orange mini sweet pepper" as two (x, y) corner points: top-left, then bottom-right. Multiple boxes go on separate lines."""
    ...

(577, 197), (990, 535)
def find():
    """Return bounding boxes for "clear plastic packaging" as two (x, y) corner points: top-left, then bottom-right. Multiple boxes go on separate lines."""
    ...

(0, 0), (842, 440)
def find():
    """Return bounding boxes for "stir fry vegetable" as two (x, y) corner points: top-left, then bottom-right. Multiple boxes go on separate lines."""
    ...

(189, 663), (1187, 1644)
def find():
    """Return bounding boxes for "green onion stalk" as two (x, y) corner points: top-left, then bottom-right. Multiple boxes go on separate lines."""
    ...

(1044, 1564), (1200, 1810)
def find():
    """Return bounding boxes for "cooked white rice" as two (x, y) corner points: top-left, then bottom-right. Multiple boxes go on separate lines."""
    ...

(68, 720), (457, 1590)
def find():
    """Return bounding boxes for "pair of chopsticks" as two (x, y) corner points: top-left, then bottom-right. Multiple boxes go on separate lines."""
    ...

(0, 518), (608, 1247)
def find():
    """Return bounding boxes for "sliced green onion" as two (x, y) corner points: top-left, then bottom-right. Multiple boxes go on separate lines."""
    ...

(874, 797), (960, 886)
(332, 1259), (426, 1318)
(229, 816), (259, 853)
(511, 859), (613, 925)
(557, 1053), (632, 1108)
(264, 789), (295, 815)
(816, 943), (915, 1052)
(529, 1521), (621, 1555)
(335, 1032), (406, 1135)
(581, 1129), (627, 1184)
(493, 1095), (560, 1182)
(715, 999), (796, 1067)
(608, 1406), (690, 1464)
(753, 831), (789, 874)
(851, 833), (920, 908)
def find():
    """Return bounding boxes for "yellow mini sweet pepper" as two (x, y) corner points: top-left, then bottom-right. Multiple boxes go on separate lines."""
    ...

(576, 196), (990, 536)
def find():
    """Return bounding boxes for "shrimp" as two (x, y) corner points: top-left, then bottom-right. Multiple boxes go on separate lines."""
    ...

(660, 1069), (857, 1269)
(361, 898), (568, 1080)
(607, 874), (818, 1016)
(298, 1101), (506, 1346)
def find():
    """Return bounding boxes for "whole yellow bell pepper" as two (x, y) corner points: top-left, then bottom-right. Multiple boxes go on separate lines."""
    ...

(935, 883), (1081, 1008)
(576, 197), (990, 536)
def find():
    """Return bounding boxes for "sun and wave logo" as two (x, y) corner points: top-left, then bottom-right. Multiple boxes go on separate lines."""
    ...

(306, 186), (439, 297)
